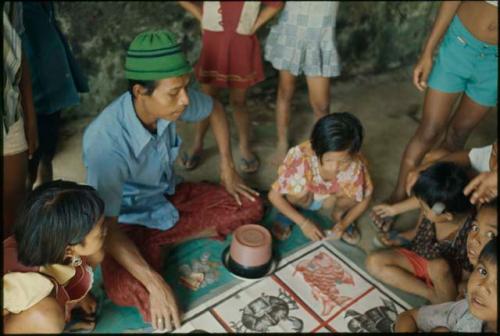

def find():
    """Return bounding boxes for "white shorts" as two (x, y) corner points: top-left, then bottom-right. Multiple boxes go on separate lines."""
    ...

(3, 118), (28, 156)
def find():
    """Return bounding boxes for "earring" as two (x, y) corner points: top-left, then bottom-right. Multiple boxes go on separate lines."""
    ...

(71, 255), (82, 267)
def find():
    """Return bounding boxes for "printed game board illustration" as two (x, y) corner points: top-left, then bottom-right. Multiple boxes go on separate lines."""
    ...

(173, 242), (411, 333)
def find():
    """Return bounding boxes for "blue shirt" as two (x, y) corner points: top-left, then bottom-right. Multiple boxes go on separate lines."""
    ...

(83, 87), (213, 230)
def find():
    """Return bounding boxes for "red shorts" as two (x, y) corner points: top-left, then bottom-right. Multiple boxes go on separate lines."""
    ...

(396, 248), (434, 288)
(101, 182), (263, 322)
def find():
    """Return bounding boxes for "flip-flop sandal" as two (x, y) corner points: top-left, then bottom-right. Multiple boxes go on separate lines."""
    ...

(372, 230), (411, 248)
(370, 211), (396, 233)
(180, 151), (203, 171)
(240, 154), (260, 174)
(340, 225), (361, 246)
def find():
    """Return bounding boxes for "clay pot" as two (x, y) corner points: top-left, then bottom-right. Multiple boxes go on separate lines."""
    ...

(226, 224), (273, 278)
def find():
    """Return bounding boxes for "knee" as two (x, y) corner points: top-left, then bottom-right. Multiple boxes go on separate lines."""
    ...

(427, 258), (451, 280)
(365, 252), (385, 276)
(310, 101), (329, 117)
(4, 297), (65, 334)
(230, 96), (247, 109)
(277, 85), (294, 103)
(415, 123), (443, 144)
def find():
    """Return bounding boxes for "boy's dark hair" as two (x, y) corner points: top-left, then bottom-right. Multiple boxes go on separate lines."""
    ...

(14, 180), (105, 266)
(412, 162), (473, 214)
(310, 112), (364, 161)
(128, 79), (157, 99)
(478, 238), (497, 266)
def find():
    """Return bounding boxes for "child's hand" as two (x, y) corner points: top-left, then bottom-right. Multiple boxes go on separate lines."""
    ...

(299, 219), (325, 241)
(327, 225), (345, 240)
(371, 204), (396, 219)
(413, 54), (433, 92)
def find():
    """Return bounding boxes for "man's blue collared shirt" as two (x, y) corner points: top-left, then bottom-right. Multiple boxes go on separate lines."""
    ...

(83, 88), (213, 230)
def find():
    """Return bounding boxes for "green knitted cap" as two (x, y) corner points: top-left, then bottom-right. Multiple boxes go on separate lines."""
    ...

(125, 30), (192, 80)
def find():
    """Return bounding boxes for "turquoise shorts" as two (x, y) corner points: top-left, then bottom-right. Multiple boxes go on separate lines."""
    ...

(428, 15), (498, 107)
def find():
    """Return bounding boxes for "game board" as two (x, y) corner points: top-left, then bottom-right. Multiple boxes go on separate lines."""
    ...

(172, 241), (412, 333)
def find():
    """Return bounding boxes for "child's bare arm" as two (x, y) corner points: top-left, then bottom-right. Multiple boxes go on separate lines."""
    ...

(394, 308), (419, 332)
(268, 189), (325, 241)
(372, 196), (419, 218)
(335, 195), (371, 230)
(177, 1), (202, 21)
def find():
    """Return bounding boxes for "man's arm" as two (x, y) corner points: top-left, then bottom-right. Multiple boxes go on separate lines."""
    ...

(102, 216), (180, 331)
(208, 99), (259, 205)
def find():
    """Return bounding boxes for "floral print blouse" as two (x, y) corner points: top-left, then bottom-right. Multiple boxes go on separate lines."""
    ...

(272, 141), (373, 202)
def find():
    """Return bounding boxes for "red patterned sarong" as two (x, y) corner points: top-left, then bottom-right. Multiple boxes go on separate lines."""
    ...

(101, 182), (264, 322)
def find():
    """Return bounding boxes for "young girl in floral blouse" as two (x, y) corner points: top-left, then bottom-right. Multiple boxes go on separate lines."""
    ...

(268, 112), (373, 245)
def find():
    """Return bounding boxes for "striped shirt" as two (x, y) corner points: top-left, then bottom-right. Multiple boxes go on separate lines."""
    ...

(3, 2), (24, 137)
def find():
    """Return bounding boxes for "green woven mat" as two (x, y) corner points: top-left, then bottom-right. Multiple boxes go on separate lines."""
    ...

(88, 208), (424, 333)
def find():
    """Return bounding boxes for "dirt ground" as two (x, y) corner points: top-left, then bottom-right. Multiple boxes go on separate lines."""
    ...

(53, 66), (497, 253)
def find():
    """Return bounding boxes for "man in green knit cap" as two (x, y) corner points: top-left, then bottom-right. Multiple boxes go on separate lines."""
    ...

(82, 31), (263, 331)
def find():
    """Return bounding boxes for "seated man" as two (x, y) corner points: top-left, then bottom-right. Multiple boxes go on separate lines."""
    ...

(82, 30), (263, 331)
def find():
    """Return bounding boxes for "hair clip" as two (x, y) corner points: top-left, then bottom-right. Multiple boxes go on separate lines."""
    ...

(431, 202), (445, 215)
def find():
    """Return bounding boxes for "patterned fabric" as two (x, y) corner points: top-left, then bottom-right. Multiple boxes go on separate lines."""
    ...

(408, 213), (475, 281)
(272, 141), (373, 202)
(3, 236), (94, 322)
(416, 299), (483, 332)
(264, 1), (341, 77)
(101, 182), (264, 323)
(3, 3), (24, 137)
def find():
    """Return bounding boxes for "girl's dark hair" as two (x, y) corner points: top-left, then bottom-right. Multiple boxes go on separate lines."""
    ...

(128, 79), (157, 99)
(310, 112), (364, 161)
(14, 180), (105, 266)
(412, 162), (473, 214)
(478, 238), (497, 266)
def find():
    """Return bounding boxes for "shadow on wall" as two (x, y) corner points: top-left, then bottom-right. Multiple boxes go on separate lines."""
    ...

(55, 1), (438, 119)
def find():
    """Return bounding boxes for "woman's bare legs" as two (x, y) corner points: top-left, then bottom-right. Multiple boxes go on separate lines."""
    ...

(3, 151), (28, 238)
(273, 70), (297, 164)
(442, 94), (491, 152)
(230, 87), (259, 173)
(182, 84), (219, 170)
(371, 88), (460, 231)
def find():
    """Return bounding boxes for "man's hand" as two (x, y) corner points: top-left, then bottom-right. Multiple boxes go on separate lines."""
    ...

(464, 171), (498, 205)
(220, 165), (259, 206)
(147, 272), (181, 331)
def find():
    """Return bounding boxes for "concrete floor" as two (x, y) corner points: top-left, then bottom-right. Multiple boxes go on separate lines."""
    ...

(54, 66), (497, 254)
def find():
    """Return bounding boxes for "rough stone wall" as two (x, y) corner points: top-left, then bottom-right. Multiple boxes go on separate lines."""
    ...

(55, 1), (438, 119)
